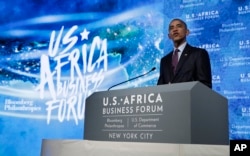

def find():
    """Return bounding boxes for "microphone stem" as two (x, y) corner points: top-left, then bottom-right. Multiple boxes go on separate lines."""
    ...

(108, 68), (155, 91)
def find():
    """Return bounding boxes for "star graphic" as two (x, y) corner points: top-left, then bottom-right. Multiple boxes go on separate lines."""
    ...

(80, 28), (90, 40)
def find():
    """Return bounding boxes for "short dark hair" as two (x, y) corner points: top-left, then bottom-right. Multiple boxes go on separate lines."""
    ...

(169, 18), (188, 29)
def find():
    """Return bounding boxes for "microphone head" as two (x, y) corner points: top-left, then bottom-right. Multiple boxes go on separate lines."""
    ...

(151, 67), (156, 71)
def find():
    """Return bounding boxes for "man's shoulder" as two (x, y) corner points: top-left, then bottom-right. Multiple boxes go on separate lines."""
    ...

(186, 44), (207, 52)
(162, 51), (172, 60)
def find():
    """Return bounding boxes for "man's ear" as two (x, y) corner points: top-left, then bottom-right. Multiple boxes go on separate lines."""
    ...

(186, 29), (190, 36)
(168, 33), (172, 39)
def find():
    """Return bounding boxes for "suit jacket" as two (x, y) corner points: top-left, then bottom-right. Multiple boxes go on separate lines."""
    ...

(157, 44), (212, 88)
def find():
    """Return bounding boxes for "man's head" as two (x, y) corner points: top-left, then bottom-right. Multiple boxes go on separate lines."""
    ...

(168, 18), (189, 47)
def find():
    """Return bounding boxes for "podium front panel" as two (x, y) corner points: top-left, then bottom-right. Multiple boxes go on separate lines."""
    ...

(84, 82), (228, 145)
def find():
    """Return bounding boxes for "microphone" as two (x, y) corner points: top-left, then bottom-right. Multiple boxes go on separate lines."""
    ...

(108, 67), (156, 91)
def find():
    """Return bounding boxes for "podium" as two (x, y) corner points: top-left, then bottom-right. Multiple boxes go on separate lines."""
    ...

(84, 81), (229, 145)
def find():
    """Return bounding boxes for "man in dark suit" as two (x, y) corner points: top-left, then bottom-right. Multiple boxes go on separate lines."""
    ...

(157, 18), (212, 88)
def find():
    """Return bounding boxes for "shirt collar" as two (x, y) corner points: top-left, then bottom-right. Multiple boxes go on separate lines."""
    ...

(174, 42), (187, 53)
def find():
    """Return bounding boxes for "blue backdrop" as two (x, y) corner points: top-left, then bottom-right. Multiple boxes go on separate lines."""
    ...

(0, 0), (250, 156)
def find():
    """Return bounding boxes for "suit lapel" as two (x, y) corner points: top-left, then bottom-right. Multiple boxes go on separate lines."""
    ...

(174, 44), (192, 76)
(166, 52), (175, 80)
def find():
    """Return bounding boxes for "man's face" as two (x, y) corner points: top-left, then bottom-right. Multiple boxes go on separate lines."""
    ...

(168, 20), (189, 43)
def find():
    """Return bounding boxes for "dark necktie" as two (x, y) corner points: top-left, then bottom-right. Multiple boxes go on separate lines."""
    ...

(172, 49), (179, 73)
